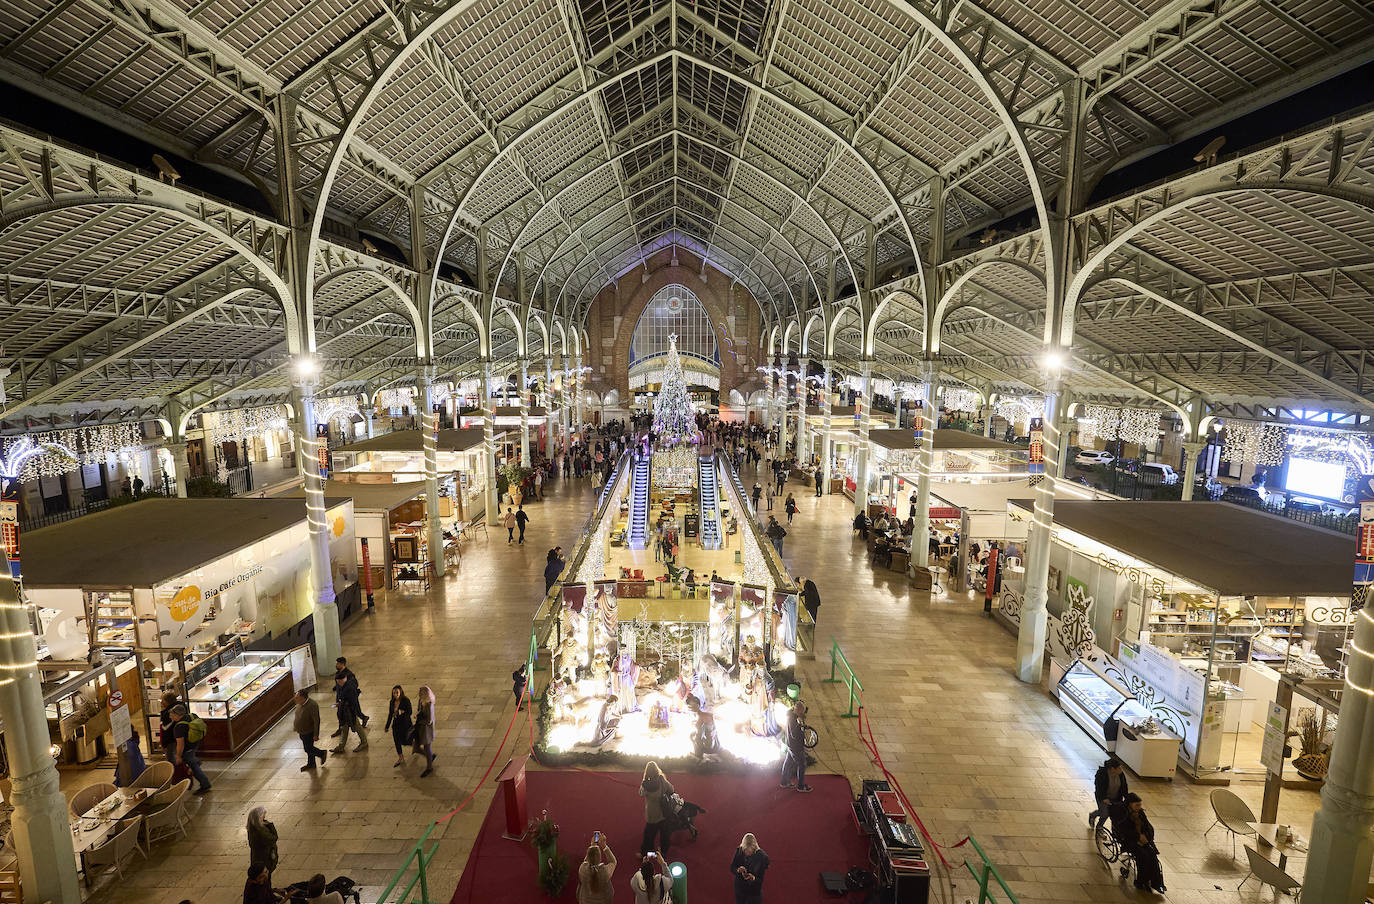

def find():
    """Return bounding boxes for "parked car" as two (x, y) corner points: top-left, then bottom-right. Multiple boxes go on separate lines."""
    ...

(1285, 496), (1326, 515)
(1075, 450), (1114, 467)
(1138, 463), (1179, 485)
(1220, 485), (1269, 507)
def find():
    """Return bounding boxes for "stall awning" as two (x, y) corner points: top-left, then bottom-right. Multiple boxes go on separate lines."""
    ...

(335, 427), (490, 454)
(870, 428), (1019, 452)
(1007, 500), (1356, 597)
(20, 497), (346, 589)
(279, 480), (423, 514)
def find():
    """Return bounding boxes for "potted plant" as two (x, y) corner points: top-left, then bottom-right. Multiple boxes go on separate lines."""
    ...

(1288, 708), (1332, 780)
(530, 810), (565, 894)
(538, 849), (571, 899)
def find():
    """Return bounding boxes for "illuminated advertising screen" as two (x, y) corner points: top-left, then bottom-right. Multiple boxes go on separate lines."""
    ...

(1284, 458), (1346, 500)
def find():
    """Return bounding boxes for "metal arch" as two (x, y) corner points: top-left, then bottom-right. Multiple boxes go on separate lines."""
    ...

(529, 164), (821, 308)
(483, 126), (850, 315)
(931, 257), (1047, 351)
(1092, 275), (1374, 411)
(526, 310), (551, 358)
(552, 318), (569, 355)
(782, 320), (800, 354)
(826, 304), (863, 358)
(314, 266), (426, 356)
(555, 222), (789, 322)
(532, 173), (807, 314)
(432, 292), (489, 358)
(0, 196), (300, 349)
(873, 0), (1057, 299)
(490, 304), (526, 358)
(1065, 183), (1374, 345)
(866, 289), (924, 359)
(800, 311), (827, 356)
(764, 324), (779, 357)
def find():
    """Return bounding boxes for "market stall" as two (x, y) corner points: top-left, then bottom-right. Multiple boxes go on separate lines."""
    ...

(331, 427), (496, 526)
(997, 499), (1353, 780)
(279, 480), (436, 589)
(20, 497), (357, 757)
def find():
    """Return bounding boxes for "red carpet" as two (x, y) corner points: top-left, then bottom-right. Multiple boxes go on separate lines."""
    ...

(450, 770), (869, 903)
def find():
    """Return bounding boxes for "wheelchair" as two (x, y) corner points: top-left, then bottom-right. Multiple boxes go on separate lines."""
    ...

(1094, 819), (1136, 881)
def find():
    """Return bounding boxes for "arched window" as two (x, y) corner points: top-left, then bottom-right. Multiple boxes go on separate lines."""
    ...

(630, 285), (719, 366)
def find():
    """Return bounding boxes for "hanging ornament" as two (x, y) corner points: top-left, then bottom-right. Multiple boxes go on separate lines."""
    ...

(208, 406), (288, 447)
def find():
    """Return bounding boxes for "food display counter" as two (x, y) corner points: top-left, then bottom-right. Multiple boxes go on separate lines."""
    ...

(187, 651), (295, 756)
(1057, 660), (1180, 778)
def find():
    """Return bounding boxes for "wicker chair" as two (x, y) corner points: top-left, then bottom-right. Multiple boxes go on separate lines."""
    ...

(69, 782), (117, 819)
(1205, 789), (1258, 859)
(129, 761), (174, 791)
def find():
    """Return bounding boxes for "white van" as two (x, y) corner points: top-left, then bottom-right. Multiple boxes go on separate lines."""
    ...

(1138, 463), (1179, 485)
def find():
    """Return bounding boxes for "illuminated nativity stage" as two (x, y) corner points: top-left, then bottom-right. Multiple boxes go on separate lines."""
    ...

(534, 446), (815, 766)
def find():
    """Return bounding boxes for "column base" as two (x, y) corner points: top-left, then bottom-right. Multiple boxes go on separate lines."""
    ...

(312, 596), (341, 675)
(9, 766), (80, 904)
(1016, 604), (1048, 684)
(1302, 781), (1374, 903)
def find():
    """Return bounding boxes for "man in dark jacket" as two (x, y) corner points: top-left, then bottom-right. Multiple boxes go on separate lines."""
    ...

(814, 466), (824, 496)
(1119, 793), (1165, 892)
(512, 663), (528, 710)
(332, 657), (369, 727)
(1090, 756), (1128, 829)
(332, 673), (368, 753)
(797, 577), (822, 625)
(765, 517), (786, 556)
(292, 690), (326, 771)
(780, 701), (811, 792)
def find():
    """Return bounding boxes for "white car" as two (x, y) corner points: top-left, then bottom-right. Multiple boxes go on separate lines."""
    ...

(1075, 450), (1114, 467)
(1138, 463), (1179, 485)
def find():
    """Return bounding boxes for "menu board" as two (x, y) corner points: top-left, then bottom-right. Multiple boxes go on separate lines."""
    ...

(185, 638), (246, 689)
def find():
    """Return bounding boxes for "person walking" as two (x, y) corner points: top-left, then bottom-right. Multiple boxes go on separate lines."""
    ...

(515, 505), (529, 544)
(637, 762), (675, 857)
(169, 704), (212, 794)
(292, 690), (327, 771)
(730, 833), (770, 904)
(333, 657), (369, 726)
(246, 807), (278, 884)
(780, 701), (811, 792)
(814, 466), (824, 497)
(503, 507), (517, 543)
(158, 690), (180, 764)
(784, 493), (797, 524)
(544, 546), (566, 592)
(764, 516), (786, 556)
(577, 833), (617, 904)
(385, 686), (413, 768)
(1089, 756), (1128, 829)
(413, 685), (436, 777)
(765, 479), (774, 511)
(630, 853), (671, 904)
(751, 481), (761, 510)
(331, 672), (367, 753)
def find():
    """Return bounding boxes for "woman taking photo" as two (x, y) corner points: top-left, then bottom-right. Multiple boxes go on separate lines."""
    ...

(413, 686), (436, 777)
(637, 762), (675, 858)
(384, 685), (413, 768)
(730, 833), (769, 904)
(577, 831), (616, 904)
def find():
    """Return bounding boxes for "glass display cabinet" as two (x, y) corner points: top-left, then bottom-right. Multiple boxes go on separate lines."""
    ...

(186, 651), (294, 755)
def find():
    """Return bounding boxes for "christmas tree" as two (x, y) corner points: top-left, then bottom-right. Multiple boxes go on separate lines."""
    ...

(652, 335), (695, 443)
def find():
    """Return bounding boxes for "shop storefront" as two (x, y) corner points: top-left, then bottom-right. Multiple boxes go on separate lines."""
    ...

(996, 499), (1353, 781)
(21, 497), (357, 757)
(279, 480), (437, 590)
(864, 429), (1029, 516)
(331, 427), (495, 526)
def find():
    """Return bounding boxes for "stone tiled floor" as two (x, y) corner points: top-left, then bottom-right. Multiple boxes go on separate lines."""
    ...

(80, 462), (1337, 904)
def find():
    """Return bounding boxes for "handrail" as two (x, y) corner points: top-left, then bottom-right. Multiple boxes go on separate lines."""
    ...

(378, 819), (442, 904)
(963, 835), (1020, 904)
(822, 637), (863, 718)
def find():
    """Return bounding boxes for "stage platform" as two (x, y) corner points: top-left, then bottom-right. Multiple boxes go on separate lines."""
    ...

(450, 770), (868, 903)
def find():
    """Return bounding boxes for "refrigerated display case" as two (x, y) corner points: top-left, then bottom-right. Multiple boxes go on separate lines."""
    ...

(186, 650), (294, 756)
(1057, 660), (1138, 751)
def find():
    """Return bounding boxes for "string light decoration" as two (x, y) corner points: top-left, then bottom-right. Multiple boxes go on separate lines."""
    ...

(376, 387), (416, 412)
(1286, 429), (1356, 466)
(743, 527), (769, 585)
(651, 335), (696, 443)
(0, 436), (78, 484)
(313, 397), (361, 426)
(208, 406), (288, 447)
(458, 378), (481, 399)
(1080, 406), (1161, 448)
(1221, 421), (1287, 466)
(942, 388), (980, 413)
(578, 521), (607, 583)
(996, 397), (1042, 427)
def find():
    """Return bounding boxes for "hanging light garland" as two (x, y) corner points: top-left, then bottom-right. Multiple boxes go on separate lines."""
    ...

(208, 405), (288, 447)
(375, 387), (416, 411)
(2, 423), (147, 480)
(743, 528), (769, 585)
(1081, 406), (1161, 447)
(1221, 421), (1287, 466)
(313, 397), (361, 426)
(942, 388), (980, 413)
(996, 397), (1042, 426)
(0, 436), (79, 483)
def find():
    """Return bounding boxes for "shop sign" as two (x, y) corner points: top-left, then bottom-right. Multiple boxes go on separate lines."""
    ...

(1260, 701), (1287, 776)
(0, 497), (17, 579)
(109, 692), (132, 747)
(1028, 417), (1044, 485)
(928, 507), (960, 520)
(166, 564), (264, 622)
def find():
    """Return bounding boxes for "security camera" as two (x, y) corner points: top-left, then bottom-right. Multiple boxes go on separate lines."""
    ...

(152, 154), (181, 184)
(361, 238), (378, 254)
(1192, 136), (1226, 165)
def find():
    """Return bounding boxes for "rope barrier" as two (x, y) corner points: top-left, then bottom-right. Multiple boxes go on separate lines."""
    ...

(435, 686), (534, 825)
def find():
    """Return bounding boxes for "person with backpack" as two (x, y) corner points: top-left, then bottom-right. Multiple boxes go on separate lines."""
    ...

(630, 853), (672, 904)
(170, 704), (212, 794)
(765, 516), (786, 556)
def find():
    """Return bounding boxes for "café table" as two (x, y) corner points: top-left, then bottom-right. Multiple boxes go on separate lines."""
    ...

(71, 788), (152, 880)
(1246, 822), (1308, 871)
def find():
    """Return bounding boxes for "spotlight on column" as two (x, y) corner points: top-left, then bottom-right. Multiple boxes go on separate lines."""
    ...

(1041, 351), (1064, 371)
(294, 357), (319, 377)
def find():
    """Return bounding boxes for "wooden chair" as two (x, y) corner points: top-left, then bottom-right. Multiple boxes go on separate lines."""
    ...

(129, 760), (174, 792)
(1205, 788), (1258, 859)
(1240, 845), (1302, 899)
(142, 781), (190, 847)
(69, 782), (117, 819)
(82, 817), (145, 883)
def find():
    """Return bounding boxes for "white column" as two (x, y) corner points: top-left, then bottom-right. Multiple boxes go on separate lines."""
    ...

(291, 375), (340, 674)
(483, 361), (500, 524)
(910, 361), (939, 569)
(573, 355), (584, 431)
(796, 357), (809, 462)
(545, 357), (555, 457)
(1302, 600), (1374, 902)
(519, 358), (531, 467)
(821, 360), (833, 493)
(1180, 441), (1205, 501)
(0, 575), (80, 904)
(164, 440), (190, 497)
(982, 403), (994, 438)
(1055, 390), (1074, 478)
(853, 361), (871, 517)
(771, 355), (783, 438)
(1016, 377), (1062, 684)
(364, 402), (375, 439)
(420, 368), (447, 576)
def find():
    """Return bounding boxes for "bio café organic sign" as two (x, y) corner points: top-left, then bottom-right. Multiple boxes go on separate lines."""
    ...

(166, 564), (264, 622)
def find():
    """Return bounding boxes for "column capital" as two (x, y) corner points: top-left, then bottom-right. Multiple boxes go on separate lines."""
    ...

(1181, 440), (1208, 454)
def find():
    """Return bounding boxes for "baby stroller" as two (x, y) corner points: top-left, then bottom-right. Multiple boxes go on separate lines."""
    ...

(284, 876), (362, 904)
(661, 790), (707, 841)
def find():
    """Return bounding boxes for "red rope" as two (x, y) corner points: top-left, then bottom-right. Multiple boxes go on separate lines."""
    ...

(435, 687), (533, 825)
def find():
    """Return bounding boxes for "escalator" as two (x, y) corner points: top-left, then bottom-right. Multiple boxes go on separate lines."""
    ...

(627, 452), (651, 549)
(698, 454), (722, 550)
